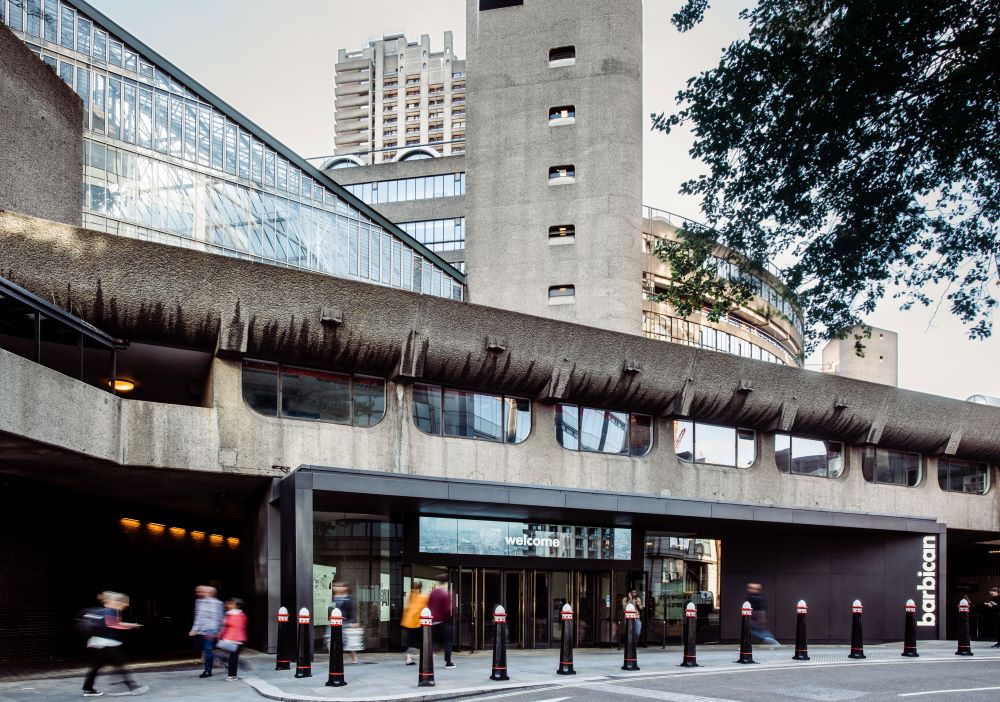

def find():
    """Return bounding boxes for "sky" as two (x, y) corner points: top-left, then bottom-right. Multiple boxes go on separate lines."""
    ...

(86, 0), (999, 400)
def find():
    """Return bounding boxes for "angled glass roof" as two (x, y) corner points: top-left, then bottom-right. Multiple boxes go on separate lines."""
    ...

(4, 0), (465, 300)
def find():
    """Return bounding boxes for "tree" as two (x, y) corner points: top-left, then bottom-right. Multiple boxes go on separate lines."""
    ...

(652, 0), (999, 351)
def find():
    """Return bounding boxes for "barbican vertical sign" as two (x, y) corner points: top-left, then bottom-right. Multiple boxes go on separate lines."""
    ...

(916, 535), (937, 628)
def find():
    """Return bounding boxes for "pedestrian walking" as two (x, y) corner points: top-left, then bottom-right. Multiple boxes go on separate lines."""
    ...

(401, 582), (429, 665)
(985, 586), (1000, 647)
(213, 598), (248, 681)
(189, 585), (224, 677)
(622, 589), (644, 641)
(80, 591), (148, 697)
(746, 582), (781, 647)
(333, 581), (363, 664)
(428, 575), (455, 668)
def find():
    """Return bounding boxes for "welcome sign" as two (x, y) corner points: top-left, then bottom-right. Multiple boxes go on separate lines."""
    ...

(419, 516), (632, 560)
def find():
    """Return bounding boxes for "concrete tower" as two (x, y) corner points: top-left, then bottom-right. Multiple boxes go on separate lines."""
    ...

(464, 0), (644, 334)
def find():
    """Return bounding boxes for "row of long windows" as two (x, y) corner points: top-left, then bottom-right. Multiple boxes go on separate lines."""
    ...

(344, 172), (465, 205)
(6, 0), (464, 301)
(237, 366), (993, 494)
(643, 311), (789, 365)
(397, 218), (465, 253)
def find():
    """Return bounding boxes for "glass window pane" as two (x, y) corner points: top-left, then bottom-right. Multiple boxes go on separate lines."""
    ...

(555, 403), (579, 450)
(169, 98), (184, 158)
(58, 60), (73, 87)
(59, 5), (74, 49)
(673, 420), (694, 462)
(137, 88), (152, 148)
(826, 441), (845, 478)
(238, 132), (250, 179)
(154, 93), (169, 153)
(443, 388), (502, 442)
(197, 107), (211, 166)
(76, 68), (89, 129)
(225, 123), (238, 175)
(91, 73), (105, 134)
(580, 408), (628, 455)
(242, 361), (278, 416)
(503, 397), (531, 444)
(122, 83), (136, 144)
(737, 429), (756, 467)
(790, 436), (828, 477)
(413, 383), (442, 435)
(211, 114), (224, 170)
(862, 446), (876, 483)
(108, 40), (122, 66)
(774, 434), (791, 473)
(251, 140), (263, 183)
(352, 376), (385, 427)
(280, 366), (351, 423)
(106, 77), (121, 139)
(629, 414), (652, 457)
(42, 0), (56, 41)
(26, 0), (40, 36)
(76, 16), (90, 55)
(92, 28), (106, 62)
(693, 423), (736, 466)
(183, 103), (197, 162)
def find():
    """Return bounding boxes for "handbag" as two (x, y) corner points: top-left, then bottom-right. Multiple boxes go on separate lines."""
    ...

(216, 639), (239, 653)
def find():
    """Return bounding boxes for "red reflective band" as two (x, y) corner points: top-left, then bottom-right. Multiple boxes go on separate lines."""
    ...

(624, 658), (636, 662)
(419, 672), (435, 677)
(277, 615), (289, 622)
(328, 673), (344, 677)
(297, 665), (311, 669)
(276, 659), (290, 663)
(492, 666), (507, 670)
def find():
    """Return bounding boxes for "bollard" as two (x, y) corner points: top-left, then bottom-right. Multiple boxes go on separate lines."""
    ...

(557, 603), (576, 675)
(275, 606), (292, 671)
(736, 601), (756, 664)
(326, 607), (346, 687)
(621, 603), (640, 671)
(679, 602), (699, 667)
(418, 607), (435, 686)
(902, 599), (919, 658)
(956, 598), (973, 656)
(295, 607), (312, 678)
(793, 600), (810, 661)
(491, 605), (509, 681)
(848, 600), (866, 659)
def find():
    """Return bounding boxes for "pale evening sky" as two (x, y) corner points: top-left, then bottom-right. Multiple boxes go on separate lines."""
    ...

(87, 0), (998, 400)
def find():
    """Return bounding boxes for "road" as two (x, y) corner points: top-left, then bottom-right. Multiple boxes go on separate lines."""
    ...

(464, 657), (1000, 702)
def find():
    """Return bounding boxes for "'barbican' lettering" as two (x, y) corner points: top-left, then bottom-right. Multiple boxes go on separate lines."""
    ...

(916, 535), (937, 627)
(505, 535), (561, 548)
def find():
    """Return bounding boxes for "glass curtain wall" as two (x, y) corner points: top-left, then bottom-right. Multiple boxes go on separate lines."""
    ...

(313, 512), (402, 652)
(5, 0), (463, 301)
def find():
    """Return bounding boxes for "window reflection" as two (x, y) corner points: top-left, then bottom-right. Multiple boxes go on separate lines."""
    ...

(673, 420), (756, 468)
(775, 434), (844, 478)
(241, 360), (385, 427)
(557, 404), (651, 457)
(861, 447), (920, 487)
(413, 384), (530, 444)
(937, 458), (989, 494)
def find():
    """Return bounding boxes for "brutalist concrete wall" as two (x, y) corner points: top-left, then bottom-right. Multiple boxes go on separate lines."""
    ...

(0, 24), (82, 226)
(464, 0), (644, 334)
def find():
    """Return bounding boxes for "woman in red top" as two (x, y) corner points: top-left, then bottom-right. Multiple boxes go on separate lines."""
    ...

(216, 598), (248, 681)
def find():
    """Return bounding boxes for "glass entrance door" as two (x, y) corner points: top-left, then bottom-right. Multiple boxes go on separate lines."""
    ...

(531, 571), (550, 647)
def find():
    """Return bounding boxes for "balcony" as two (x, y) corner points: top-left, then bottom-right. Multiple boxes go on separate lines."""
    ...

(335, 83), (370, 98)
(335, 132), (370, 147)
(336, 106), (369, 121)
(335, 94), (370, 110)
(335, 57), (371, 72)
(335, 68), (370, 85)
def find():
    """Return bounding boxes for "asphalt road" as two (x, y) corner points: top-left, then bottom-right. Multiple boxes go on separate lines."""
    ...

(463, 657), (1000, 702)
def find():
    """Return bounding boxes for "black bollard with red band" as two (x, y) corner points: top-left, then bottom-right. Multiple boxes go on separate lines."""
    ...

(418, 607), (435, 686)
(793, 600), (810, 661)
(736, 601), (756, 664)
(621, 603), (640, 671)
(490, 605), (509, 681)
(902, 599), (919, 658)
(295, 607), (313, 678)
(557, 603), (576, 675)
(956, 598), (973, 656)
(848, 600), (866, 659)
(679, 602), (699, 667)
(326, 607), (347, 687)
(275, 606), (292, 671)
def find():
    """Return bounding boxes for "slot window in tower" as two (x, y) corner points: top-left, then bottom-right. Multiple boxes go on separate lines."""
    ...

(549, 105), (576, 126)
(549, 225), (576, 244)
(549, 46), (576, 67)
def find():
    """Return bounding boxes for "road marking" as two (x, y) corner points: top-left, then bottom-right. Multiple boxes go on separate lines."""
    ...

(577, 682), (741, 702)
(899, 686), (1000, 697)
(464, 690), (566, 702)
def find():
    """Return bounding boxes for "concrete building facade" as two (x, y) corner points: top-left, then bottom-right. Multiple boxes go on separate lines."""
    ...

(333, 32), (466, 165)
(822, 325), (900, 386)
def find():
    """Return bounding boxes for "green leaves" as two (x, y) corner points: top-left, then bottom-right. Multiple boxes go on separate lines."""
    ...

(655, 0), (1000, 351)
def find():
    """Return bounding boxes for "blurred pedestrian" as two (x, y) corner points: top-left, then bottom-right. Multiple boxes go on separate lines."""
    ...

(333, 581), (362, 664)
(429, 575), (455, 668)
(622, 588), (644, 641)
(401, 582), (429, 665)
(81, 591), (148, 697)
(213, 597), (248, 681)
(746, 582), (780, 647)
(985, 586), (1000, 647)
(189, 585), (224, 677)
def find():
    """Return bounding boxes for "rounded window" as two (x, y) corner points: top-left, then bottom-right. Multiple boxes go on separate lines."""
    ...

(673, 420), (756, 468)
(413, 384), (531, 444)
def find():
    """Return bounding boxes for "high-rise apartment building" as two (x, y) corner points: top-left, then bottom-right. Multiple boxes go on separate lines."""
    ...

(333, 32), (467, 165)
(2, 0), (465, 301)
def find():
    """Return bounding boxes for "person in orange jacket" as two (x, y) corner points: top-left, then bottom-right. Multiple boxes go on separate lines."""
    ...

(401, 582), (429, 665)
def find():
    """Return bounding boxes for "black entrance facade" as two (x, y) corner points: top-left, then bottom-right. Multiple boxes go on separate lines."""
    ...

(276, 466), (946, 656)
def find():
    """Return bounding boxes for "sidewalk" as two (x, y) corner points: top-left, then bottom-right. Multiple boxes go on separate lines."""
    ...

(243, 640), (1000, 702)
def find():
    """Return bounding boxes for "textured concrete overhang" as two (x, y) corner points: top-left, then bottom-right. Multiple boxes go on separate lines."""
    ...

(2, 211), (999, 461)
(295, 466), (943, 536)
